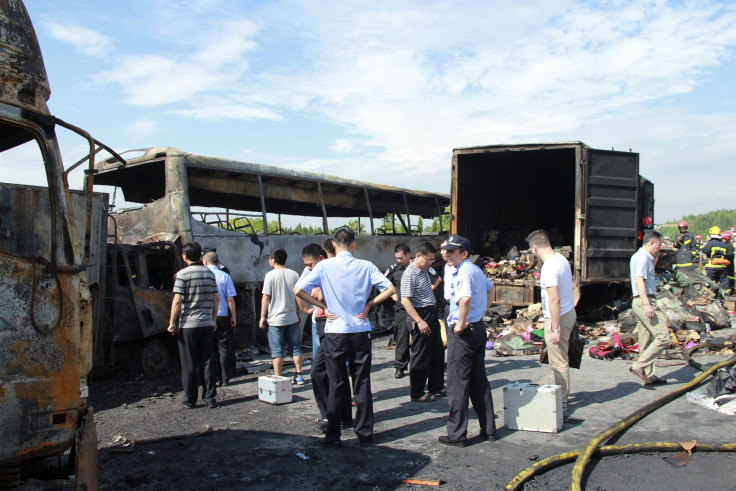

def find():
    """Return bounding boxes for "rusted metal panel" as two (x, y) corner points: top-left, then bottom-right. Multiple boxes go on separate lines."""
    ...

(490, 280), (537, 306)
(0, 0), (51, 117)
(0, 252), (82, 463)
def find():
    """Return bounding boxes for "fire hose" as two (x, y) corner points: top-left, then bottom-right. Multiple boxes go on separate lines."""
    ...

(506, 347), (736, 490)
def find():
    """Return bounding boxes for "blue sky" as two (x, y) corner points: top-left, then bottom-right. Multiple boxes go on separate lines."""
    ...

(3, 0), (736, 222)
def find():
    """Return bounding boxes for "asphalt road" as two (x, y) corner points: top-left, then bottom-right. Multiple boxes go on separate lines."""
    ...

(91, 330), (736, 490)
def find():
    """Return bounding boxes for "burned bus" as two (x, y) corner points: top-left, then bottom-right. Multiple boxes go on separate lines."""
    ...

(90, 146), (450, 372)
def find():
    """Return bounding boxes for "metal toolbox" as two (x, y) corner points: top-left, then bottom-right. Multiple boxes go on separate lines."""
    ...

(503, 382), (563, 433)
(258, 375), (293, 405)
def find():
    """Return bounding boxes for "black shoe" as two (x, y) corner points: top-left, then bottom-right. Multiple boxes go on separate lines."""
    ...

(317, 419), (329, 431)
(438, 436), (467, 447)
(478, 432), (498, 442)
(359, 437), (374, 448)
(183, 402), (195, 409)
(206, 400), (217, 409)
(319, 438), (341, 448)
(394, 368), (405, 379)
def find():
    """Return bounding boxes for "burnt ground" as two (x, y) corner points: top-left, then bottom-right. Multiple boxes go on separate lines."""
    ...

(91, 332), (736, 490)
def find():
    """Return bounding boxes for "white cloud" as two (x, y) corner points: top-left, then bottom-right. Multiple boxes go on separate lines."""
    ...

(45, 22), (112, 58)
(95, 18), (259, 107)
(170, 98), (282, 121)
(126, 118), (158, 139)
(330, 138), (355, 153)
(51, 0), (736, 221)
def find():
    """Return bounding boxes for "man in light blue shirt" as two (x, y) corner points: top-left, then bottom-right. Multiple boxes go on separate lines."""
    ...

(295, 227), (395, 447)
(439, 235), (497, 447)
(629, 231), (669, 386)
(203, 251), (237, 386)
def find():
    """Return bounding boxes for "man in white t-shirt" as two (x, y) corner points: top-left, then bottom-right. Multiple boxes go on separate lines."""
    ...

(528, 229), (577, 410)
(259, 248), (303, 384)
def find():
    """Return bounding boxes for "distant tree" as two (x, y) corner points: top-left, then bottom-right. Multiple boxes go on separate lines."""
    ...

(229, 217), (279, 234)
(661, 208), (736, 240)
(429, 207), (450, 232)
(329, 218), (366, 235)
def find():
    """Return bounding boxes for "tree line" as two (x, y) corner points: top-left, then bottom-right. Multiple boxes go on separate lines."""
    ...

(660, 208), (736, 239)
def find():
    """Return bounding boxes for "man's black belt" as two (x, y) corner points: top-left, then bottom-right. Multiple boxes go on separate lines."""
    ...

(414, 305), (436, 312)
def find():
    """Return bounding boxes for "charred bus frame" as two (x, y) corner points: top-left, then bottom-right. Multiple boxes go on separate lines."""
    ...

(90, 146), (450, 367)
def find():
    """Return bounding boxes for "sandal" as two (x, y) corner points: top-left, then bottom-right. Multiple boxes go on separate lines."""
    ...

(411, 393), (437, 403)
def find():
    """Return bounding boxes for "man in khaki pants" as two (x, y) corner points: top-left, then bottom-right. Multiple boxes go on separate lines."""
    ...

(528, 230), (577, 413)
(629, 231), (669, 386)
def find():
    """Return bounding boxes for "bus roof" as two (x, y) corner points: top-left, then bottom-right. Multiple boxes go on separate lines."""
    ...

(95, 146), (449, 218)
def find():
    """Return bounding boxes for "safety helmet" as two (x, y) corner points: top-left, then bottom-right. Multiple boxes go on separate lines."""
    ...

(678, 220), (688, 228)
(722, 231), (732, 241)
(709, 225), (721, 236)
(696, 235), (702, 240)
(642, 216), (653, 227)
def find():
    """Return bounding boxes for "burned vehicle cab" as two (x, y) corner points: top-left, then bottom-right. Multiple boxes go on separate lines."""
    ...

(450, 142), (650, 306)
(0, 0), (102, 486)
(99, 240), (182, 374)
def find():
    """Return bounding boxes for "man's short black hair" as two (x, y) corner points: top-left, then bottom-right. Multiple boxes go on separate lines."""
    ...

(302, 243), (327, 260)
(394, 243), (410, 254)
(182, 242), (202, 262)
(643, 230), (662, 245)
(322, 237), (336, 256)
(269, 248), (288, 265)
(334, 226), (355, 246)
(415, 241), (436, 256)
(526, 229), (551, 248)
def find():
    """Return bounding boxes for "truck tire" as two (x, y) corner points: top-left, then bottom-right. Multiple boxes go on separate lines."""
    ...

(140, 338), (172, 374)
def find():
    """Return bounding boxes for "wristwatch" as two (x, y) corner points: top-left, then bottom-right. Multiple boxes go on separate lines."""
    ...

(551, 329), (560, 334)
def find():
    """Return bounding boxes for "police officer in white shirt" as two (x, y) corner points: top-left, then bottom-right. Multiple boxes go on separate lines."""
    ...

(295, 227), (395, 447)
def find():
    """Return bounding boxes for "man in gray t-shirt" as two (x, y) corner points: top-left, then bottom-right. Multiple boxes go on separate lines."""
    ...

(168, 242), (218, 409)
(259, 248), (304, 383)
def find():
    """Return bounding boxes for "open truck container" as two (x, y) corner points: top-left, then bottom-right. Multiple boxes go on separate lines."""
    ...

(450, 142), (654, 306)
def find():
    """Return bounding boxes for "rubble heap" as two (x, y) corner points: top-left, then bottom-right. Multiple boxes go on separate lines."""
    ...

(483, 268), (736, 358)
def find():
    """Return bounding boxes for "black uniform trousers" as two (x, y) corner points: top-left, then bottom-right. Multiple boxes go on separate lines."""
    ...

(323, 331), (373, 443)
(311, 318), (352, 422)
(179, 325), (217, 405)
(446, 320), (496, 440)
(213, 316), (235, 384)
(706, 267), (730, 293)
(409, 306), (445, 399)
(394, 308), (410, 370)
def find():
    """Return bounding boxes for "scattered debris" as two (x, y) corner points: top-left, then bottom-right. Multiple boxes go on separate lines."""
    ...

(401, 478), (445, 486)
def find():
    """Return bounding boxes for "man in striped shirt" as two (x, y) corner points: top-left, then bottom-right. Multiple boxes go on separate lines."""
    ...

(401, 242), (445, 402)
(168, 242), (219, 409)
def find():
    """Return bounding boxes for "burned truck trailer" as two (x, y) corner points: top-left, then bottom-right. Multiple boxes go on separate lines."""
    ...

(91, 146), (450, 355)
(450, 142), (654, 306)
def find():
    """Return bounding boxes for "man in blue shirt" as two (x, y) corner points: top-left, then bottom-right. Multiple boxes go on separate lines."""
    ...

(295, 227), (395, 447)
(203, 251), (237, 386)
(439, 235), (497, 446)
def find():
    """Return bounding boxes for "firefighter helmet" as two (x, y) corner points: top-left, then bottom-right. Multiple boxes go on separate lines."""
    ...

(696, 235), (702, 240)
(678, 220), (688, 228)
(709, 226), (721, 236)
(722, 231), (732, 241)
(642, 216), (653, 227)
